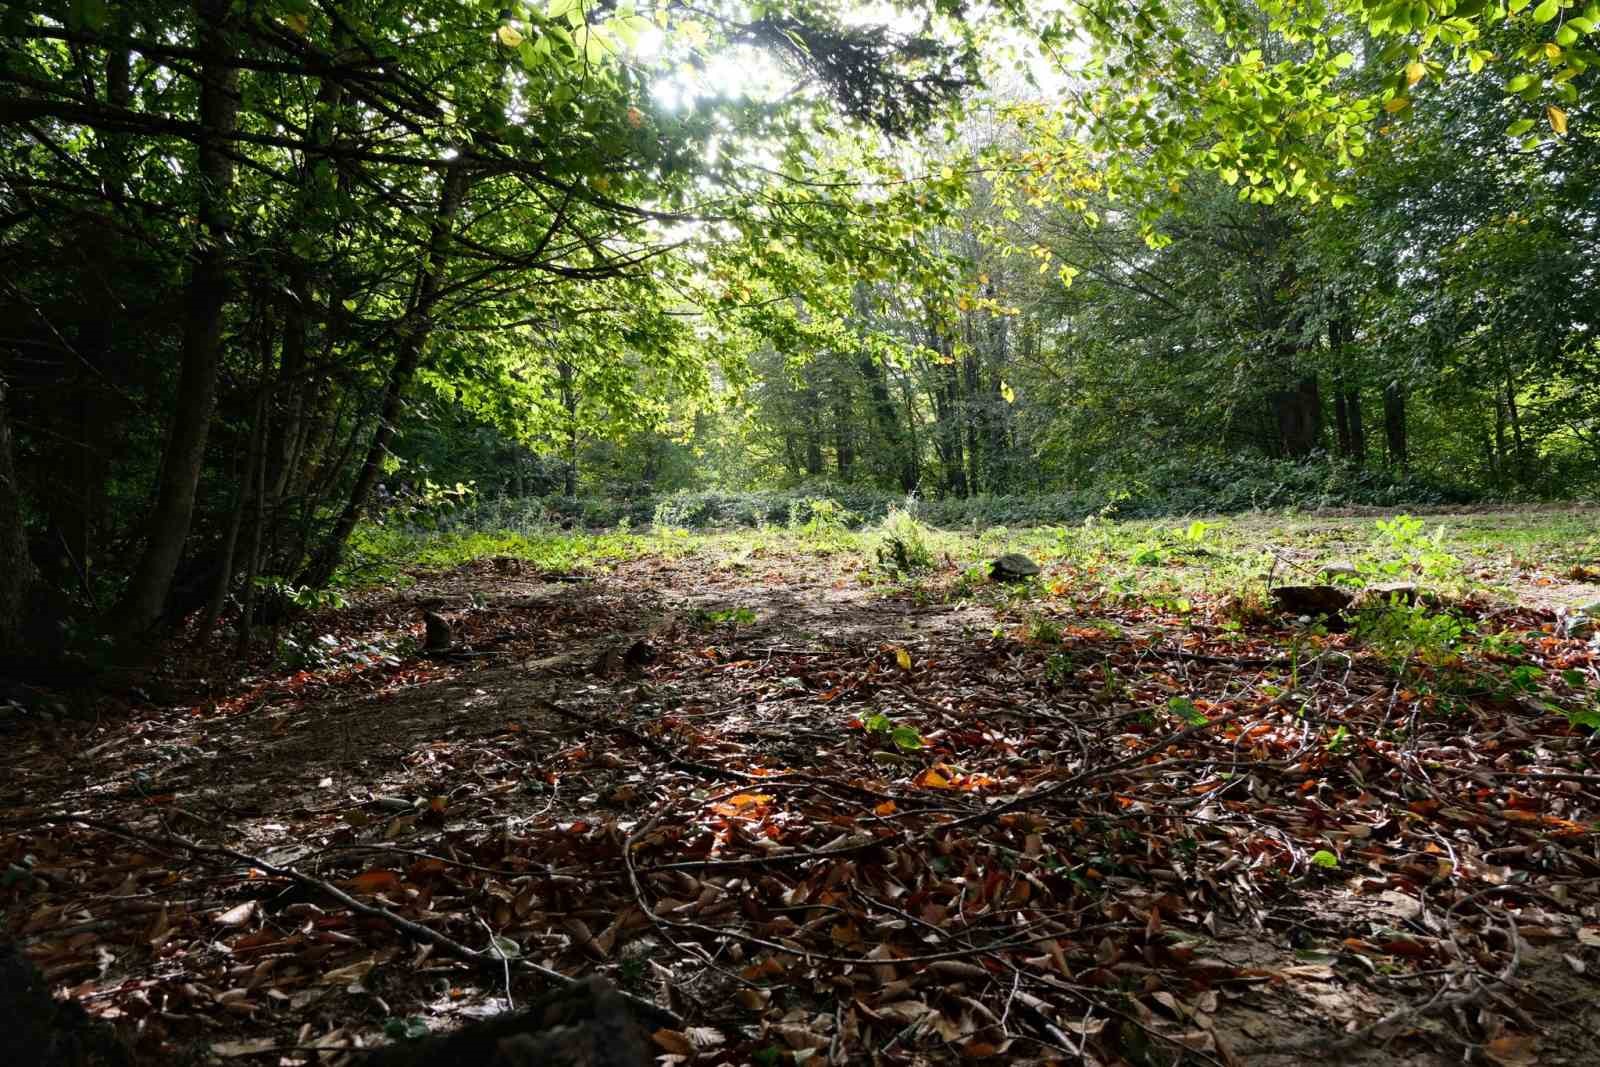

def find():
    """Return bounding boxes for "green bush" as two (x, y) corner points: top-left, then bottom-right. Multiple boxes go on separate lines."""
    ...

(363, 457), (1486, 540)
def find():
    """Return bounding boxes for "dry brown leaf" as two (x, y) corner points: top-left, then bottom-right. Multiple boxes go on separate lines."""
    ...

(214, 901), (259, 928)
(650, 1029), (694, 1055)
(212, 1038), (280, 1057)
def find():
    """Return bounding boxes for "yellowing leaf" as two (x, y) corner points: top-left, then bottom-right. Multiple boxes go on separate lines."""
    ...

(1547, 104), (1568, 134)
(914, 766), (954, 789)
(1405, 62), (1426, 86)
(1000, 381), (1016, 404)
(285, 13), (309, 35)
(1383, 96), (1412, 113)
(894, 647), (912, 670)
(496, 24), (524, 47)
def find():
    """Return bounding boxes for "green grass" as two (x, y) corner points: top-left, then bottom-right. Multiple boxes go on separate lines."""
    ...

(336, 505), (1600, 618)
(334, 525), (675, 588)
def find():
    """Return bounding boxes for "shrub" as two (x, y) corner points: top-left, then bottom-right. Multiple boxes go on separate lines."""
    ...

(875, 505), (936, 576)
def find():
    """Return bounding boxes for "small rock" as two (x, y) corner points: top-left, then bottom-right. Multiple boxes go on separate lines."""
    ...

(1269, 585), (1354, 616)
(990, 553), (1042, 582)
(422, 610), (453, 652)
(1321, 560), (1359, 578)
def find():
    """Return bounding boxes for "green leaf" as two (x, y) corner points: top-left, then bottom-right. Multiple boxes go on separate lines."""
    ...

(1506, 117), (1537, 135)
(1311, 850), (1340, 869)
(1168, 696), (1207, 726)
(1567, 706), (1600, 729)
(889, 726), (925, 751)
(1533, 0), (1561, 22)
(1506, 73), (1537, 91)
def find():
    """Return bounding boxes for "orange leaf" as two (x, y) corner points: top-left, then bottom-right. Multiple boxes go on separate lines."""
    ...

(874, 800), (897, 816)
(345, 869), (403, 894)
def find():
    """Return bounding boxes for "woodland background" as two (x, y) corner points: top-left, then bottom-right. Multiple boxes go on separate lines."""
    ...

(1, 0), (1596, 659)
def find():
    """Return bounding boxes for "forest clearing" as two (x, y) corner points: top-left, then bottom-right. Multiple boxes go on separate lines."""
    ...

(5, 0), (1600, 1062)
(5, 507), (1599, 1064)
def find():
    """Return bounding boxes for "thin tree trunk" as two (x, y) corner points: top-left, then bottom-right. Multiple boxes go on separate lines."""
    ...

(559, 359), (578, 496)
(1346, 390), (1365, 464)
(1334, 390), (1352, 457)
(114, 0), (238, 635)
(0, 378), (40, 663)
(235, 408), (269, 656)
(197, 383), (266, 645)
(298, 159), (469, 588)
(1384, 383), (1407, 470)
(1505, 372), (1526, 475)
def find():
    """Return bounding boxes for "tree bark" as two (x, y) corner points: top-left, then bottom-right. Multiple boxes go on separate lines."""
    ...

(1272, 376), (1322, 457)
(558, 359), (578, 496)
(113, 0), (238, 635)
(1383, 382), (1407, 470)
(1346, 389), (1365, 464)
(0, 379), (40, 664)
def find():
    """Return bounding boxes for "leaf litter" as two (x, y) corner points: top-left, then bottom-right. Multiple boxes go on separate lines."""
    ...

(3, 539), (1599, 1065)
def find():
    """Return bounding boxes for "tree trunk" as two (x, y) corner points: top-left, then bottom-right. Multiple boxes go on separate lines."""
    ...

(559, 359), (578, 496)
(1504, 372), (1526, 477)
(298, 159), (469, 588)
(1272, 376), (1322, 457)
(832, 383), (854, 479)
(1333, 391), (1352, 457)
(1346, 389), (1365, 464)
(0, 379), (40, 663)
(1383, 382), (1407, 470)
(113, 0), (238, 636)
(196, 383), (265, 646)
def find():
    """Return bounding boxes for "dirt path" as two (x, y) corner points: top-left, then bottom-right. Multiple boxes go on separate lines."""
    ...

(4, 546), (1599, 1065)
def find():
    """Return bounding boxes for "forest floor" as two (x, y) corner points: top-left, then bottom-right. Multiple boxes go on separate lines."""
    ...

(4, 507), (1600, 1065)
